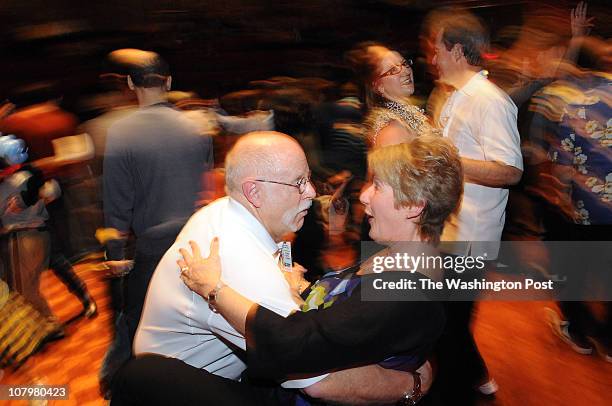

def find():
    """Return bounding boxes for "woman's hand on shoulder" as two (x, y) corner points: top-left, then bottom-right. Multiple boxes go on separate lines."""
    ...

(178, 238), (222, 298)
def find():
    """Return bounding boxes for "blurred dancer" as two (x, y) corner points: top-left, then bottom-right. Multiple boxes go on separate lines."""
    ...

(493, 1), (594, 108)
(500, 2), (595, 277)
(0, 88), (98, 319)
(427, 9), (523, 401)
(538, 37), (611, 362)
(100, 50), (214, 396)
(1, 135), (53, 317)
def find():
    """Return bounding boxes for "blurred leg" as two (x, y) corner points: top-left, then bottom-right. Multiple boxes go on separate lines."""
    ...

(111, 354), (279, 406)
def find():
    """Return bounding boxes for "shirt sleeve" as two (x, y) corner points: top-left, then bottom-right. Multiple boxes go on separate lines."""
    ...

(245, 275), (445, 381)
(479, 98), (524, 171)
(103, 127), (134, 260)
(209, 312), (247, 350)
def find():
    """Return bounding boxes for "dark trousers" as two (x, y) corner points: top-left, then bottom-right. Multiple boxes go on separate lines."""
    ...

(431, 255), (490, 405)
(100, 219), (187, 395)
(48, 231), (90, 304)
(111, 354), (284, 406)
(99, 250), (171, 392)
(432, 301), (487, 405)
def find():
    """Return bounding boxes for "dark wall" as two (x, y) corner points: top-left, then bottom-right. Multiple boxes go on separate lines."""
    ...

(0, 0), (609, 102)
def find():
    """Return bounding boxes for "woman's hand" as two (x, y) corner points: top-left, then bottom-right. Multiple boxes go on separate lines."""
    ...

(178, 238), (221, 298)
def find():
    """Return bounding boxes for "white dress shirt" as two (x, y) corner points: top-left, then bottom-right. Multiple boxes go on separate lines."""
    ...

(439, 71), (523, 259)
(134, 196), (327, 387)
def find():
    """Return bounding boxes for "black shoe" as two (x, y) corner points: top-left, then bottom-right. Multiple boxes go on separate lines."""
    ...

(45, 324), (66, 342)
(81, 293), (98, 318)
(84, 301), (98, 318)
(590, 337), (612, 363)
(77, 291), (98, 318)
(545, 307), (593, 354)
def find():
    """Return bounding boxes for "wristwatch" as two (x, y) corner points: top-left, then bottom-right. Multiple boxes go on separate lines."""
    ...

(206, 281), (226, 313)
(397, 371), (423, 406)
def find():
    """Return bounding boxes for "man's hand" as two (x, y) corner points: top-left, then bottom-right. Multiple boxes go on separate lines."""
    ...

(104, 260), (134, 277)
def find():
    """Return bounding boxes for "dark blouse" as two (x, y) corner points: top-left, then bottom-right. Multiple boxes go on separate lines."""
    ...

(245, 272), (445, 381)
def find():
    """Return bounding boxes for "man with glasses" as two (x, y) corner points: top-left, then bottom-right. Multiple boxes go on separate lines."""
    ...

(134, 131), (322, 387)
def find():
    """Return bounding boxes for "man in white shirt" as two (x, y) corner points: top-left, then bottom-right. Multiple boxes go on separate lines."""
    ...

(429, 11), (522, 401)
(134, 131), (315, 382)
(433, 14), (523, 260)
(133, 131), (423, 403)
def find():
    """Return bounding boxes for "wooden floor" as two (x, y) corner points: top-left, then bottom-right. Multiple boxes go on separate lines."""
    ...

(1, 262), (611, 406)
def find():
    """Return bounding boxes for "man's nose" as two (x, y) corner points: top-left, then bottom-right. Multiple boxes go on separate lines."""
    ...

(303, 179), (316, 199)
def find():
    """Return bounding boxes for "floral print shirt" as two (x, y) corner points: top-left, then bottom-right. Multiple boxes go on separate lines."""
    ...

(546, 73), (612, 225)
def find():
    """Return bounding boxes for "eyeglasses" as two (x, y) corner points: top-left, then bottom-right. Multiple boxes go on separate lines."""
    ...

(378, 59), (413, 79)
(255, 172), (312, 194)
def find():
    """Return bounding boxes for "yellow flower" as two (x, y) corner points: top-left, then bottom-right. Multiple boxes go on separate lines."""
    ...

(585, 177), (599, 187)
(585, 120), (600, 134)
(573, 154), (587, 166)
(561, 138), (574, 151)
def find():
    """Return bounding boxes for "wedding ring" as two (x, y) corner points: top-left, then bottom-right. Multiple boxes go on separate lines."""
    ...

(180, 266), (189, 273)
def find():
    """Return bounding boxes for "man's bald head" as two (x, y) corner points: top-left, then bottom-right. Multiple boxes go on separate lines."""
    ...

(224, 131), (304, 195)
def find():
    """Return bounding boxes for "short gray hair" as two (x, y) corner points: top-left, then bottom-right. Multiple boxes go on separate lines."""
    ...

(224, 132), (293, 194)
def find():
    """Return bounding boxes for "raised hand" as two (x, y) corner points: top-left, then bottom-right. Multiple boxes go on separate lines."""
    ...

(571, 1), (594, 37)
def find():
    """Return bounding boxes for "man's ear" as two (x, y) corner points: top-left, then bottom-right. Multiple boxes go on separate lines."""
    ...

(165, 76), (172, 91)
(127, 76), (135, 91)
(452, 44), (463, 62)
(242, 180), (262, 208)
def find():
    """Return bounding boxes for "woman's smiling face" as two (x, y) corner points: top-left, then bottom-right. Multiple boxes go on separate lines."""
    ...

(374, 49), (414, 100)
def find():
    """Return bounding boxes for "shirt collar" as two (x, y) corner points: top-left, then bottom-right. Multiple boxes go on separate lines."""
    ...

(458, 70), (488, 97)
(226, 197), (279, 257)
